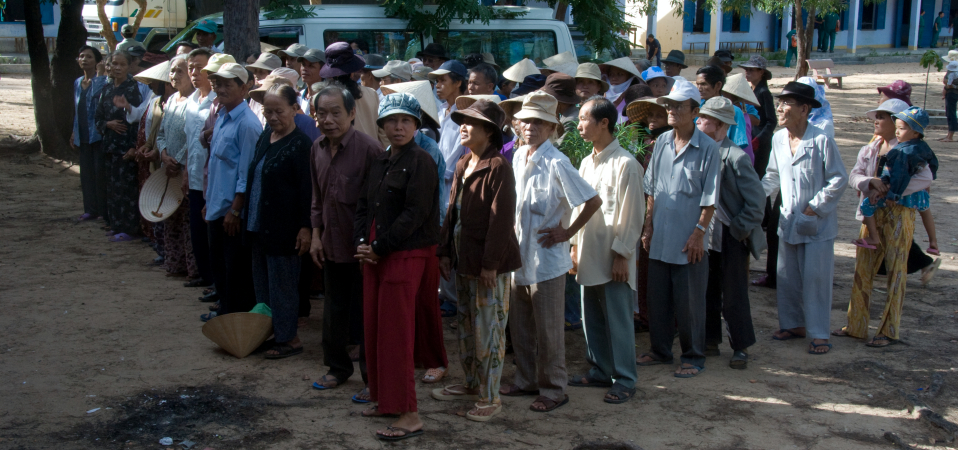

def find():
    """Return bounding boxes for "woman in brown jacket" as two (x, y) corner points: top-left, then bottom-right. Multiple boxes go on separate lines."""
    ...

(432, 99), (520, 422)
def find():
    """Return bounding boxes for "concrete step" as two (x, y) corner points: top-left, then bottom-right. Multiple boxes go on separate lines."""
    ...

(0, 64), (31, 74)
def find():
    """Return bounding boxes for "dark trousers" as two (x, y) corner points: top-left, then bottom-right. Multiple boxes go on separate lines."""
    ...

(207, 217), (255, 315)
(298, 256), (314, 318)
(946, 91), (958, 133)
(647, 256), (709, 368)
(414, 254), (448, 369)
(251, 236), (301, 343)
(878, 240), (934, 275)
(79, 142), (107, 217)
(187, 190), (214, 285)
(323, 260), (367, 383)
(705, 228), (756, 351)
(764, 193), (783, 285)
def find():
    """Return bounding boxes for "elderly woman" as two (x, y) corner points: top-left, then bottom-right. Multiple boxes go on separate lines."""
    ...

(599, 57), (645, 122)
(354, 93), (440, 441)
(796, 76), (835, 140)
(95, 50), (146, 242)
(432, 99), (521, 422)
(834, 99), (929, 347)
(73, 45), (108, 222)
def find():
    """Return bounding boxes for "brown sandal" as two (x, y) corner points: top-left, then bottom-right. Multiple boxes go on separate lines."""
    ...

(530, 394), (569, 412)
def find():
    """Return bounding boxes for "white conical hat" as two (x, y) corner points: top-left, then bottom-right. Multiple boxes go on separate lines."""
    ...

(133, 60), (171, 84)
(543, 51), (577, 68)
(138, 169), (184, 223)
(722, 73), (760, 107)
(202, 312), (274, 358)
(598, 57), (642, 81)
(503, 58), (540, 83)
(381, 80), (439, 127)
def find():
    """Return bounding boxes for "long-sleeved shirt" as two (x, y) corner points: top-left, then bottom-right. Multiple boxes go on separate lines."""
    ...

(73, 75), (108, 146)
(310, 127), (384, 263)
(184, 89), (216, 191)
(881, 139), (939, 201)
(762, 125), (848, 245)
(573, 139), (645, 290)
(155, 92), (191, 164)
(205, 101), (263, 221)
(415, 131), (447, 223)
(643, 128), (721, 265)
(438, 102), (469, 184)
(848, 136), (932, 220)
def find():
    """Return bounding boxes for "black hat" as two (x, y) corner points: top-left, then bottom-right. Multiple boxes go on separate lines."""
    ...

(662, 50), (687, 68)
(511, 74), (547, 96)
(416, 43), (449, 61)
(713, 49), (734, 62)
(774, 81), (822, 108)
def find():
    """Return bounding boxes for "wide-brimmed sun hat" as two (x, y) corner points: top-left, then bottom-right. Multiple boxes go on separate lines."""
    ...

(201, 53), (236, 74)
(455, 94), (502, 112)
(738, 55), (772, 80)
(513, 91), (560, 125)
(480, 53), (501, 72)
(947, 50), (958, 61)
(499, 96), (525, 119)
(372, 59), (412, 82)
(662, 50), (687, 68)
(877, 80), (913, 106)
(270, 67), (299, 84)
(134, 60), (171, 84)
(246, 52), (282, 72)
(866, 98), (910, 120)
(249, 74), (295, 104)
(381, 81), (439, 128)
(948, 61), (958, 72)
(541, 51), (578, 76)
(775, 81), (822, 108)
(202, 312), (274, 358)
(451, 99), (506, 132)
(139, 169), (184, 222)
(722, 74), (760, 106)
(503, 58), (541, 83)
(625, 97), (666, 124)
(541, 72), (578, 105)
(377, 92), (422, 129)
(574, 63), (610, 94)
(599, 57), (642, 82)
(320, 42), (364, 78)
(699, 97), (737, 125)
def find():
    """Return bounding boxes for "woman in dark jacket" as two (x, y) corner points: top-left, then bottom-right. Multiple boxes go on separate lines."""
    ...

(95, 50), (144, 242)
(432, 99), (521, 423)
(244, 84), (313, 359)
(353, 93), (440, 442)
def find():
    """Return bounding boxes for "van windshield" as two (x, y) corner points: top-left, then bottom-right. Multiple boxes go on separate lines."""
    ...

(436, 30), (557, 68)
(324, 30), (423, 62)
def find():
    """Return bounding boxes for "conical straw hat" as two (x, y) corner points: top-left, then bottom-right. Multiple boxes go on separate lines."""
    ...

(503, 58), (541, 83)
(722, 73), (760, 107)
(598, 57), (642, 81)
(455, 94), (501, 112)
(381, 81), (439, 128)
(543, 51), (577, 68)
(202, 312), (274, 358)
(134, 60), (171, 84)
(139, 169), (185, 223)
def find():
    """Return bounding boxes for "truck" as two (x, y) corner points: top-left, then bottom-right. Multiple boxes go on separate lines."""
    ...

(82, 0), (188, 53)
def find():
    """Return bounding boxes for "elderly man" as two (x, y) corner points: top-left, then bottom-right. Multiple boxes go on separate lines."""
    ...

(467, 63), (498, 96)
(763, 82), (847, 355)
(205, 63), (263, 317)
(568, 96), (644, 404)
(696, 97), (766, 370)
(308, 85), (383, 399)
(502, 92), (601, 412)
(637, 80), (720, 378)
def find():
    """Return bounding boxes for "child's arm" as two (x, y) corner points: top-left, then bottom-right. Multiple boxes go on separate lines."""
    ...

(919, 207), (938, 254)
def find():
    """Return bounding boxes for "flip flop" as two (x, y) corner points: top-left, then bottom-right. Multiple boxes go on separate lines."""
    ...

(773, 329), (806, 341)
(603, 384), (636, 403)
(109, 233), (134, 242)
(431, 385), (480, 401)
(311, 374), (342, 390)
(530, 394), (569, 412)
(376, 426), (423, 441)
(421, 367), (447, 384)
(264, 343), (303, 359)
(465, 402), (502, 422)
(851, 238), (877, 250)
(674, 365), (705, 378)
(831, 327), (853, 337)
(729, 351), (748, 370)
(808, 342), (833, 355)
(865, 336), (898, 347)
(351, 387), (371, 404)
(636, 353), (673, 366)
(567, 374), (613, 388)
(78, 213), (95, 221)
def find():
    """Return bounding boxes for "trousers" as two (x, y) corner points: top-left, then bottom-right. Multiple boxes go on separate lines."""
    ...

(322, 260), (367, 382)
(457, 272), (511, 405)
(705, 228), (756, 351)
(511, 275), (567, 401)
(582, 281), (637, 388)
(777, 239), (835, 340)
(784, 47), (797, 68)
(79, 142), (107, 217)
(414, 254), (447, 369)
(208, 217), (255, 315)
(647, 256), (709, 368)
(764, 193), (783, 285)
(188, 190), (214, 284)
(251, 237), (301, 343)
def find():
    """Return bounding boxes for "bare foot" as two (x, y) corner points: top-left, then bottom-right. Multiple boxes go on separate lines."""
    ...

(674, 364), (701, 376)
(265, 336), (301, 357)
(772, 327), (806, 340)
(809, 338), (832, 354)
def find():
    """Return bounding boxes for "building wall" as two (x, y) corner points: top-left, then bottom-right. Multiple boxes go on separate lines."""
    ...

(0, 3), (60, 53)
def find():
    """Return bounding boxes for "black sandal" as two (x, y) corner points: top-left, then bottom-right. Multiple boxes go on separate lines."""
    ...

(264, 343), (303, 359)
(603, 384), (636, 404)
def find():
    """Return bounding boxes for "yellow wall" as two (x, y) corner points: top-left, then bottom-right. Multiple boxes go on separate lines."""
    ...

(655, 5), (684, 53)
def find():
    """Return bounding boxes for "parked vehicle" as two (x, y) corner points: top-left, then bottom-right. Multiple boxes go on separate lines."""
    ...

(83, 0), (187, 53)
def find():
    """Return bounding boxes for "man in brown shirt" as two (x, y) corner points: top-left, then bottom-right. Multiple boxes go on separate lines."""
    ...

(308, 85), (383, 397)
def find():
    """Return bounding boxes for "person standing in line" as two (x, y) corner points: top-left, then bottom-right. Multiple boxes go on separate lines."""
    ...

(763, 82), (847, 355)
(501, 92), (601, 412)
(183, 48), (217, 291)
(567, 96), (644, 402)
(73, 45), (109, 222)
(273, 43), (308, 90)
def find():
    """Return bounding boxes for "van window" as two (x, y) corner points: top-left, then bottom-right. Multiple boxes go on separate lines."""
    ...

(324, 30), (423, 61)
(436, 30), (558, 68)
(261, 26), (303, 49)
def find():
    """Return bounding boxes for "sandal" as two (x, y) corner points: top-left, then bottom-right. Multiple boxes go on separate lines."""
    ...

(352, 387), (371, 404)
(831, 327), (853, 337)
(921, 258), (942, 286)
(808, 341), (833, 355)
(865, 336), (897, 347)
(264, 343), (303, 360)
(183, 278), (210, 288)
(568, 374), (613, 388)
(674, 364), (705, 378)
(430, 385), (480, 401)
(636, 353), (673, 366)
(376, 426), (423, 441)
(603, 384), (636, 404)
(421, 367), (447, 384)
(466, 402), (502, 422)
(499, 384), (539, 397)
(78, 213), (95, 221)
(311, 374), (341, 390)
(729, 351), (748, 370)
(530, 394), (569, 412)
(772, 329), (806, 341)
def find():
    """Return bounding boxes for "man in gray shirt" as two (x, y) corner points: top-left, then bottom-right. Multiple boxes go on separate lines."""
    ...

(637, 80), (721, 378)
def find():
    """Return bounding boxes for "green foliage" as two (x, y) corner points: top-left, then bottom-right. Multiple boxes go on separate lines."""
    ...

(920, 49), (944, 71)
(558, 121), (650, 169)
(263, 0), (316, 20)
(761, 50), (786, 60)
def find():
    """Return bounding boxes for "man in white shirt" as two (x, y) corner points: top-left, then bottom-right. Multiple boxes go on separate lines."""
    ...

(503, 92), (601, 412)
(184, 48), (217, 288)
(568, 96), (644, 404)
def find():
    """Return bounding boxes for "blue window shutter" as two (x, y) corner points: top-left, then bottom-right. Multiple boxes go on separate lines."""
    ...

(875, 0), (887, 30)
(684, 0), (694, 32)
(840, 10), (848, 31)
(723, 11), (733, 31)
(40, 2), (54, 25)
(704, 7), (712, 32)
(741, 12), (750, 32)
(858, 0), (864, 29)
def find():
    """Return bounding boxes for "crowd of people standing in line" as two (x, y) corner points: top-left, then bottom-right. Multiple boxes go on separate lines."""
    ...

(71, 36), (944, 440)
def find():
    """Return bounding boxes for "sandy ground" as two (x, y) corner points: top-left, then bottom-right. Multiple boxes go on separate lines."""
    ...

(1, 63), (958, 450)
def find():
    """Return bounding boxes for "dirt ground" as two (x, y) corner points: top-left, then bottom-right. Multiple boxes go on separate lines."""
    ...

(1, 63), (957, 450)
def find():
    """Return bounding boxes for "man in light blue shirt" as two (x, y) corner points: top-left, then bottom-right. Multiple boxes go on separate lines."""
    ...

(204, 63), (263, 319)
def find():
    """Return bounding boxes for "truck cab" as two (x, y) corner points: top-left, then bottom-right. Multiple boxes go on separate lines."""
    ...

(83, 0), (187, 53)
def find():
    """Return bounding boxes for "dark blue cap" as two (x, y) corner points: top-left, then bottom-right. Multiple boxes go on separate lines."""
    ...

(427, 60), (468, 80)
(511, 74), (547, 96)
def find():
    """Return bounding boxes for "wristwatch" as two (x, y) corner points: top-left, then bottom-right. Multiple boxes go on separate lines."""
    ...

(229, 209), (241, 217)
(695, 223), (707, 233)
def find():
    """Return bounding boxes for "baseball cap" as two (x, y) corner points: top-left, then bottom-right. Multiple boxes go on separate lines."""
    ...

(298, 48), (326, 64)
(207, 62), (249, 84)
(428, 60), (468, 80)
(656, 79), (701, 105)
(201, 53), (236, 74)
(194, 19), (217, 34)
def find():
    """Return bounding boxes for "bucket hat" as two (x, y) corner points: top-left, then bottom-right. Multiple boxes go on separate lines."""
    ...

(722, 74), (760, 106)
(363, 54), (387, 70)
(513, 91), (560, 125)
(511, 74), (547, 96)
(662, 50), (687, 68)
(893, 106), (929, 135)
(657, 79), (701, 104)
(320, 42), (364, 78)
(503, 58), (541, 83)
(249, 74), (295, 104)
(599, 57), (642, 81)
(134, 60), (171, 84)
(499, 96), (525, 118)
(947, 49), (958, 61)
(775, 81), (822, 108)
(713, 49), (734, 63)
(949, 60), (958, 72)
(541, 72), (578, 104)
(455, 95), (502, 112)
(698, 97), (737, 125)
(481, 53), (501, 72)
(381, 81), (439, 128)
(416, 43), (450, 61)
(138, 169), (184, 222)
(738, 55), (771, 80)
(270, 67), (300, 84)
(574, 63), (610, 94)
(625, 97), (666, 124)
(273, 43), (308, 59)
(372, 59), (412, 82)
(246, 52), (282, 72)
(451, 99), (507, 134)
(428, 60), (468, 80)
(877, 80), (913, 106)
(866, 98), (910, 120)
(377, 93), (422, 129)
(207, 62), (249, 84)
(202, 312), (274, 358)
(201, 53), (236, 74)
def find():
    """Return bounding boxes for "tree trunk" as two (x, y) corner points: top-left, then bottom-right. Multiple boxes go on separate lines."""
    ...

(23, 0), (73, 160)
(50, 0), (87, 160)
(223, 0), (260, 63)
(793, 2), (815, 79)
(130, 0), (148, 35)
(96, 0), (119, 52)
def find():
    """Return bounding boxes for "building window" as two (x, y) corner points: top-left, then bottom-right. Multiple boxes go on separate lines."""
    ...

(861, 2), (876, 29)
(693, 0), (708, 32)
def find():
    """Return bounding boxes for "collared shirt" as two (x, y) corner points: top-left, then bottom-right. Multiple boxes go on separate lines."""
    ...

(250, 98), (265, 126)
(573, 140), (645, 290)
(73, 75), (108, 146)
(438, 101), (468, 183)
(155, 92), (191, 164)
(762, 125), (848, 245)
(310, 127), (384, 263)
(184, 89), (216, 191)
(205, 101), (263, 221)
(513, 140), (597, 286)
(643, 128), (721, 265)
(299, 88), (311, 115)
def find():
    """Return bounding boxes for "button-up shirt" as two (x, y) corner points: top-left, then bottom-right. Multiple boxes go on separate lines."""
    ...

(643, 128), (721, 265)
(205, 101), (263, 221)
(310, 128), (384, 263)
(762, 125), (847, 244)
(184, 89), (216, 191)
(438, 101), (468, 184)
(73, 75), (108, 146)
(155, 92), (191, 164)
(513, 140), (597, 286)
(573, 140), (645, 290)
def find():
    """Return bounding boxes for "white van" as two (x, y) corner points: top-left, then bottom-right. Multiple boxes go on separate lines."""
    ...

(160, 5), (574, 68)
(83, 0), (188, 53)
